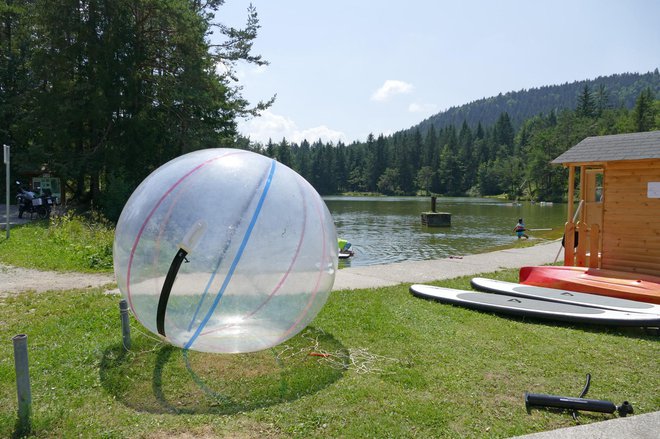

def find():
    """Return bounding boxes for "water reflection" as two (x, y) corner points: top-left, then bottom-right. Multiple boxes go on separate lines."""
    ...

(324, 196), (567, 267)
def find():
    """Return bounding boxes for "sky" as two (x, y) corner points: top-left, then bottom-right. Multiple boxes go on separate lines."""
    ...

(216, 0), (660, 145)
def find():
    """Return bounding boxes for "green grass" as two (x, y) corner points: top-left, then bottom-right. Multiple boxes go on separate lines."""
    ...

(0, 217), (657, 437)
(0, 212), (114, 272)
(1, 270), (658, 438)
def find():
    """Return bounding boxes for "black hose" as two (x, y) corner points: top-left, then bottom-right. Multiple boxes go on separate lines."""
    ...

(572, 373), (592, 421)
(157, 248), (188, 337)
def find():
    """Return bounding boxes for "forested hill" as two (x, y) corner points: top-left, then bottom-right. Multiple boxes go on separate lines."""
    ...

(412, 70), (660, 135)
(246, 72), (659, 205)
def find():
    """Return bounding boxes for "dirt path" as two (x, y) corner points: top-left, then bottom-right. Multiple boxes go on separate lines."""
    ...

(2, 204), (117, 297)
(0, 263), (116, 298)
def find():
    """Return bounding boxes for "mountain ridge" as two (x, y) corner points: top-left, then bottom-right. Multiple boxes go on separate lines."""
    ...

(410, 69), (660, 134)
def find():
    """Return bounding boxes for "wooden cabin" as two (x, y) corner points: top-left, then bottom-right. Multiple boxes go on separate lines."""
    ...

(552, 130), (660, 276)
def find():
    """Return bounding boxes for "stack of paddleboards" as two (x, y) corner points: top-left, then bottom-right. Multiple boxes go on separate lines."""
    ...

(519, 265), (660, 304)
(410, 278), (660, 327)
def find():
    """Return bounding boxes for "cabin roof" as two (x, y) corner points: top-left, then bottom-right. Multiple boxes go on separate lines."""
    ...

(552, 130), (660, 165)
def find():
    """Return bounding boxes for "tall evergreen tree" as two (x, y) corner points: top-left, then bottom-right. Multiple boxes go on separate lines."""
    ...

(422, 126), (441, 192)
(475, 122), (485, 140)
(363, 134), (387, 192)
(458, 120), (475, 185)
(295, 139), (312, 182)
(421, 124), (437, 168)
(437, 126), (462, 195)
(576, 84), (596, 117)
(276, 138), (292, 166)
(362, 134), (377, 191)
(265, 139), (276, 157)
(333, 142), (348, 192)
(394, 132), (416, 194)
(595, 84), (610, 116)
(493, 112), (514, 156)
(633, 87), (655, 132)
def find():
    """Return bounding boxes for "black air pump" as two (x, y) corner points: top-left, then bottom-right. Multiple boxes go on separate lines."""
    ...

(525, 374), (633, 421)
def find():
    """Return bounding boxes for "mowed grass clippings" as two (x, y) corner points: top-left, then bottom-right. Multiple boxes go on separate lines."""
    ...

(0, 271), (658, 438)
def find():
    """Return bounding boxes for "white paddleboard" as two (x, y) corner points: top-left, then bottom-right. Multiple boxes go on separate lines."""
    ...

(410, 284), (660, 327)
(470, 277), (660, 316)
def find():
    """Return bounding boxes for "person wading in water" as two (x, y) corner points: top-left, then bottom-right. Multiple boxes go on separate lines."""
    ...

(514, 218), (529, 239)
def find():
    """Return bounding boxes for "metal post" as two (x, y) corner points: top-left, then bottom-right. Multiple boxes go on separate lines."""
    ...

(119, 299), (131, 350)
(4, 144), (9, 239)
(12, 334), (32, 435)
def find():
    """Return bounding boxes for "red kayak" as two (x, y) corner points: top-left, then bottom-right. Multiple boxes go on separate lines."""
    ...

(519, 266), (660, 304)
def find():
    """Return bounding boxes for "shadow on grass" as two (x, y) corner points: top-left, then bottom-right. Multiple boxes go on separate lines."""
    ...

(11, 418), (31, 439)
(491, 312), (660, 339)
(445, 306), (660, 339)
(99, 326), (347, 415)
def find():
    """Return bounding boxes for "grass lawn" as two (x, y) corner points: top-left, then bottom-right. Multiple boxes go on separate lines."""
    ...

(1, 219), (658, 437)
(0, 213), (114, 272)
(1, 270), (658, 438)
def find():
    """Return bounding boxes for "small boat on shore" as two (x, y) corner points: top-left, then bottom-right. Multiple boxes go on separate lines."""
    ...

(519, 266), (660, 304)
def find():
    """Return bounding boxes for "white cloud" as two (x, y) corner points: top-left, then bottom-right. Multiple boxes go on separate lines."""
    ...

(239, 110), (346, 145)
(215, 61), (230, 76)
(238, 64), (268, 79)
(408, 102), (438, 113)
(295, 125), (346, 144)
(371, 80), (414, 102)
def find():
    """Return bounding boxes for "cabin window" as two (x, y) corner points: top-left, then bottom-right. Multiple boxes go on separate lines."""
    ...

(585, 169), (604, 203)
(594, 173), (603, 202)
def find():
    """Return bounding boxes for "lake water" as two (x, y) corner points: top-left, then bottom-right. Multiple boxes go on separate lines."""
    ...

(324, 196), (568, 267)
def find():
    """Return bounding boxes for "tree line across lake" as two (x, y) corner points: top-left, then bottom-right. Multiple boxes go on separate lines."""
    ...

(249, 83), (659, 202)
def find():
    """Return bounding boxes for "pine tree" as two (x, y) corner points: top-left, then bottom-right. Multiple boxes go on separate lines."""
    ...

(633, 87), (655, 132)
(266, 139), (276, 158)
(421, 124), (438, 168)
(475, 122), (485, 140)
(458, 120), (475, 189)
(276, 138), (292, 166)
(595, 84), (610, 116)
(576, 84), (596, 117)
(493, 112), (514, 156)
(333, 142), (348, 192)
(295, 139), (312, 182)
(437, 126), (462, 195)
